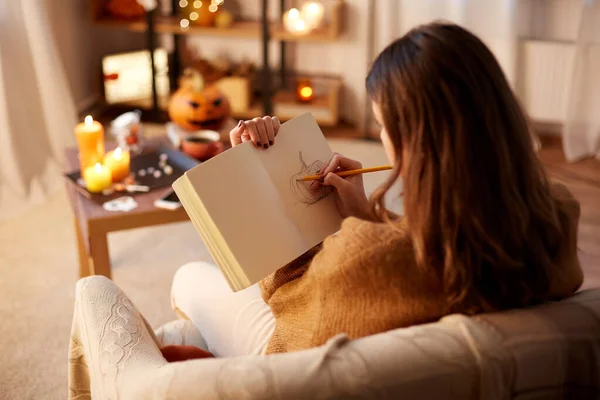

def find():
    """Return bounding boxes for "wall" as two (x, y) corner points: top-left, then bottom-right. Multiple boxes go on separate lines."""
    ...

(48, 0), (145, 113)
(48, 0), (587, 131)
(516, 0), (583, 126)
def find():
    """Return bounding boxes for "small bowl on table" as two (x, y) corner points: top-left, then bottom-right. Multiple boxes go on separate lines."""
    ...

(181, 130), (224, 161)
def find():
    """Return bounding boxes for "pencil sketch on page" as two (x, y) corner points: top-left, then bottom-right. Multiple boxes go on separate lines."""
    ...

(289, 152), (333, 206)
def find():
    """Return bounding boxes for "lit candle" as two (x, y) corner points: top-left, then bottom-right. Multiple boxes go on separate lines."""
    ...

(301, 2), (324, 29)
(75, 115), (105, 174)
(297, 79), (314, 102)
(104, 147), (131, 182)
(83, 163), (112, 193)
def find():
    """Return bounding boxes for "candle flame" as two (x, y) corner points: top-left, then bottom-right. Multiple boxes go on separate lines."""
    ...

(94, 162), (103, 172)
(85, 115), (93, 127)
(114, 147), (122, 160)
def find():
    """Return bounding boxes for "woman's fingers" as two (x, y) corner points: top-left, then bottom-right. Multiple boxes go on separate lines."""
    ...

(252, 117), (270, 149)
(243, 120), (261, 147)
(323, 172), (352, 192)
(272, 116), (281, 137)
(229, 120), (245, 147)
(263, 116), (275, 145)
(241, 130), (251, 143)
(319, 153), (336, 174)
(320, 154), (342, 177)
(320, 153), (362, 177)
(234, 116), (281, 149)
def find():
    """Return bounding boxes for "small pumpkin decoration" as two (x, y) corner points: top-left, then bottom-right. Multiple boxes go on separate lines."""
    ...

(105, 0), (146, 19)
(289, 152), (332, 205)
(168, 68), (231, 132)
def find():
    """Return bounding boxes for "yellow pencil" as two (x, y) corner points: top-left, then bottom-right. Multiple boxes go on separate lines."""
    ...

(297, 165), (393, 182)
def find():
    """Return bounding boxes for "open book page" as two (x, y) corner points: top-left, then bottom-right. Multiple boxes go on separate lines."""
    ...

(255, 113), (343, 246)
(183, 141), (308, 284)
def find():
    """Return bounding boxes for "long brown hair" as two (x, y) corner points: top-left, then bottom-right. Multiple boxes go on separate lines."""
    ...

(366, 22), (566, 312)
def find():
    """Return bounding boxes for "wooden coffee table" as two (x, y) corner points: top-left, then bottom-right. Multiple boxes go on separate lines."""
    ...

(65, 137), (196, 279)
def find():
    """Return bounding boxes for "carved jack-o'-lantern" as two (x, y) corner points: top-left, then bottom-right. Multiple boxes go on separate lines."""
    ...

(168, 68), (231, 132)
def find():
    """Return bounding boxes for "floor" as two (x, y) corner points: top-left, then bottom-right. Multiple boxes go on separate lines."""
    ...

(537, 137), (600, 289)
(0, 131), (597, 400)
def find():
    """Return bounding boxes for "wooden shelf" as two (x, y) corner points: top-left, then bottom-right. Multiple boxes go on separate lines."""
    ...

(95, 16), (259, 38)
(233, 76), (342, 126)
(95, 17), (340, 42)
(93, 0), (343, 43)
(106, 76), (342, 127)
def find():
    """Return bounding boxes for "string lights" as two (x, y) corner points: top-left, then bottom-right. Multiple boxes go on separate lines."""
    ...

(179, 0), (225, 29)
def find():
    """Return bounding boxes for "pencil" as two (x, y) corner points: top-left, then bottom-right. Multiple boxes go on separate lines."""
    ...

(297, 165), (393, 182)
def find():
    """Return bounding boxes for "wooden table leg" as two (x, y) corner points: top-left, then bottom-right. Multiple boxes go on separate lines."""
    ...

(89, 233), (112, 279)
(74, 218), (90, 278)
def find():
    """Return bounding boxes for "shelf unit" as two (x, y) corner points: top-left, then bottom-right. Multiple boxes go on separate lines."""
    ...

(93, 14), (342, 42)
(117, 73), (342, 126)
(90, 0), (344, 122)
(233, 74), (342, 126)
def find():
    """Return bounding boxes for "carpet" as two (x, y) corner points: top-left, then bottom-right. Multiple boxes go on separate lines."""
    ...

(0, 138), (395, 400)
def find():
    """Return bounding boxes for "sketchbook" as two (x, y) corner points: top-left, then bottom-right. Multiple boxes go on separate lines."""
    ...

(172, 113), (343, 291)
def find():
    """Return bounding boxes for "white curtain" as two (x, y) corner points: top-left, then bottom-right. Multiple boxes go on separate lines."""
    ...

(369, 0), (551, 150)
(372, 0), (519, 86)
(563, 0), (600, 162)
(0, 0), (77, 222)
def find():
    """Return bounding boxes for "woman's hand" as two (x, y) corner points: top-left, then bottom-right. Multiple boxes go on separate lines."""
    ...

(229, 116), (281, 149)
(314, 153), (373, 220)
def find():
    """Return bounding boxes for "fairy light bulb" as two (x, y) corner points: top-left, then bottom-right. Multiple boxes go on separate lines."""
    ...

(288, 8), (299, 19)
(193, 0), (202, 8)
(180, 19), (190, 28)
(189, 11), (198, 20)
(179, 0), (188, 7)
(294, 19), (306, 32)
(301, 1), (324, 29)
(208, 4), (218, 12)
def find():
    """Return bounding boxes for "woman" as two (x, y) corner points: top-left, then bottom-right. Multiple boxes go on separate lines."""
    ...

(171, 22), (583, 356)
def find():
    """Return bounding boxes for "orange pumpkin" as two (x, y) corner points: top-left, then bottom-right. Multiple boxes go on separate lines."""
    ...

(168, 69), (231, 132)
(105, 0), (145, 19)
(181, 2), (219, 27)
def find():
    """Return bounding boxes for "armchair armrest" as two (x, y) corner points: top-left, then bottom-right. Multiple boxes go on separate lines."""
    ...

(68, 276), (167, 399)
(68, 275), (290, 400)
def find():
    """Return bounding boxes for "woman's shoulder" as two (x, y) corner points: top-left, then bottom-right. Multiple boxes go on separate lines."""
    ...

(321, 216), (413, 262)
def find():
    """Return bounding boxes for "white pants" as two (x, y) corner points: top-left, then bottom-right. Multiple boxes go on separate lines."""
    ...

(170, 262), (276, 357)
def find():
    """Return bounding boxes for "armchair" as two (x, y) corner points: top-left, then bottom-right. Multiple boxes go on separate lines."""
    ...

(69, 276), (600, 399)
